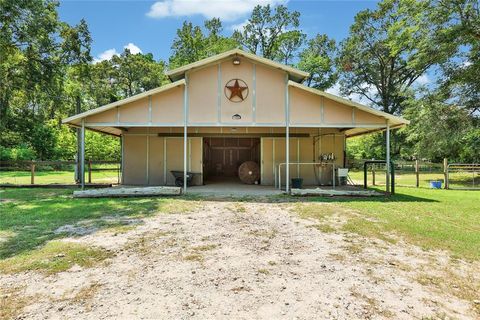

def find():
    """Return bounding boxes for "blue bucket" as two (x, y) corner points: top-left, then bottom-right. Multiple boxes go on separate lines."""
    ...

(430, 181), (442, 189)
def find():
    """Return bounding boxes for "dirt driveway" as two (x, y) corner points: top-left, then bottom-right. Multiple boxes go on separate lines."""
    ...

(2, 200), (478, 319)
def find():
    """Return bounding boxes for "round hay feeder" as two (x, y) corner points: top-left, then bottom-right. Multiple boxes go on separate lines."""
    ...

(238, 161), (260, 184)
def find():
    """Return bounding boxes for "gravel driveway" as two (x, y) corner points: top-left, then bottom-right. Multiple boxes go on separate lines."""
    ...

(2, 200), (478, 319)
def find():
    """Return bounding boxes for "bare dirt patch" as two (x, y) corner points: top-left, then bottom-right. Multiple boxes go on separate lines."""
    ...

(1, 201), (478, 319)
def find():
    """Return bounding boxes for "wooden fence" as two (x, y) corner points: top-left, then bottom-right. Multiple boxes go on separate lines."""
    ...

(0, 160), (121, 186)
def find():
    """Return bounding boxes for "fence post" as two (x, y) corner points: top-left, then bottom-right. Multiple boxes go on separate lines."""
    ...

(30, 161), (35, 185)
(372, 164), (376, 186)
(88, 159), (92, 184)
(443, 158), (448, 189)
(415, 159), (419, 188)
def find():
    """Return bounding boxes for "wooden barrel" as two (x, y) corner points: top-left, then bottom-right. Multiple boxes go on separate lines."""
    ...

(238, 161), (260, 184)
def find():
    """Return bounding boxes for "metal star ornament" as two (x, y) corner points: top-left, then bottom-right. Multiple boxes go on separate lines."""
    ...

(225, 79), (248, 102)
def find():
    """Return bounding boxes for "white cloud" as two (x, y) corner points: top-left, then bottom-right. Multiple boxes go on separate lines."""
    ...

(147, 0), (287, 21)
(229, 19), (249, 31)
(93, 43), (142, 63)
(93, 48), (119, 63)
(124, 42), (142, 54)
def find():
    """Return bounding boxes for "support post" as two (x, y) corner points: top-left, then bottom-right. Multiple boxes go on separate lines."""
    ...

(415, 159), (419, 188)
(80, 119), (85, 189)
(75, 96), (81, 183)
(88, 159), (92, 184)
(30, 161), (35, 185)
(385, 121), (391, 194)
(443, 158), (448, 189)
(183, 76), (188, 193)
(285, 74), (290, 193)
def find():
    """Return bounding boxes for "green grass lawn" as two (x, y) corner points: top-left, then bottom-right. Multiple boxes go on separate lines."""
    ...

(302, 186), (480, 261)
(0, 170), (120, 185)
(0, 188), (200, 274)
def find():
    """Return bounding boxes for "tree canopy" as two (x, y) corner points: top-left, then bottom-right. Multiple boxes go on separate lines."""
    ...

(0, 0), (478, 163)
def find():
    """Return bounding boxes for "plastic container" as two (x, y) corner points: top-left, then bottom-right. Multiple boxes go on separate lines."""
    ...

(291, 178), (303, 189)
(430, 181), (442, 189)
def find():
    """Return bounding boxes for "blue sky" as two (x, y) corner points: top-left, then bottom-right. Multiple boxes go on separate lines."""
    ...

(58, 0), (379, 63)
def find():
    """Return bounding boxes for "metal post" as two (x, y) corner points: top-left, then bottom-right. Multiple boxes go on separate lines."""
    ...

(285, 74), (290, 193)
(75, 96), (81, 183)
(372, 163), (376, 186)
(443, 158), (448, 189)
(183, 76), (188, 193)
(385, 121), (391, 194)
(80, 119), (85, 189)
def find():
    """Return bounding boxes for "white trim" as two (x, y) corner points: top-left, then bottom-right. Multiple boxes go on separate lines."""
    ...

(217, 63), (221, 124)
(183, 74), (189, 192)
(148, 95), (152, 125)
(80, 119), (85, 189)
(252, 63), (256, 123)
(121, 134), (124, 184)
(386, 120), (391, 193)
(285, 74), (290, 193)
(260, 138), (264, 184)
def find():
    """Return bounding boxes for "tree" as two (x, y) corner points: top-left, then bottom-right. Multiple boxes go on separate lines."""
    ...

(111, 49), (167, 98)
(337, 0), (455, 115)
(298, 34), (337, 90)
(433, 0), (480, 115)
(169, 18), (237, 68)
(404, 92), (476, 162)
(232, 5), (301, 60)
(275, 30), (306, 65)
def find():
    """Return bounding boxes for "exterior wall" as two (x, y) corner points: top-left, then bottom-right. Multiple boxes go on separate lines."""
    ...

(289, 86), (386, 127)
(183, 57), (287, 126)
(261, 132), (345, 187)
(123, 135), (202, 186)
(86, 86), (184, 126)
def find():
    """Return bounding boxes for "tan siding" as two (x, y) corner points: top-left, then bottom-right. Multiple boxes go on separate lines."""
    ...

(119, 98), (149, 123)
(86, 108), (117, 123)
(148, 136), (165, 185)
(289, 86), (321, 125)
(188, 65), (218, 124)
(220, 59), (253, 123)
(355, 109), (386, 124)
(189, 137), (203, 185)
(151, 86), (184, 124)
(123, 135), (147, 185)
(255, 64), (285, 124)
(323, 98), (353, 124)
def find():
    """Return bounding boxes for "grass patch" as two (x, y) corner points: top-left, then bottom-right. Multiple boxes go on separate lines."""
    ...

(0, 286), (30, 320)
(184, 253), (203, 262)
(0, 241), (111, 275)
(0, 188), (200, 260)
(248, 229), (277, 239)
(309, 223), (336, 233)
(305, 187), (480, 260)
(191, 244), (217, 251)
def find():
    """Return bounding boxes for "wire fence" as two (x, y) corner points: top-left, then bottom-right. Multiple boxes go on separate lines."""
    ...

(0, 160), (121, 186)
(346, 159), (479, 190)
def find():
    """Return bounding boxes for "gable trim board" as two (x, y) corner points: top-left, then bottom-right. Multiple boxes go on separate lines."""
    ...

(166, 48), (309, 83)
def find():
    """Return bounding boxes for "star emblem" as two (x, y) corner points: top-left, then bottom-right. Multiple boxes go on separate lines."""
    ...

(225, 79), (248, 102)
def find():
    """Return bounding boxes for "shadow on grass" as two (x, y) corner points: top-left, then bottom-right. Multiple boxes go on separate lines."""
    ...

(0, 188), (177, 259)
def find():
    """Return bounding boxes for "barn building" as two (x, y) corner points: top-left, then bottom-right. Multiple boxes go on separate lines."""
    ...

(63, 49), (408, 193)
